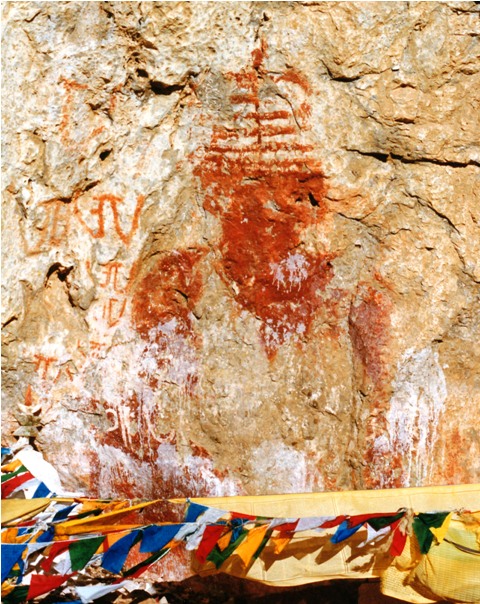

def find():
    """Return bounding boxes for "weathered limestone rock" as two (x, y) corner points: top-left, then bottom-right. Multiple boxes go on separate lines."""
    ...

(2, 1), (480, 514)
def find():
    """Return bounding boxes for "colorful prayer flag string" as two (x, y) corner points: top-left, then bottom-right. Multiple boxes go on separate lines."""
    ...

(2, 447), (479, 603)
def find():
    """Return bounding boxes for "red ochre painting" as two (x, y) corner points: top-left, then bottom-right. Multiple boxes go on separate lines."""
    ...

(194, 44), (334, 358)
(132, 249), (206, 394)
(90, 46), (403, 497)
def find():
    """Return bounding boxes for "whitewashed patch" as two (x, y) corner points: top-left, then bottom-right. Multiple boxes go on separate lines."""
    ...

(383, 347), (447, 486)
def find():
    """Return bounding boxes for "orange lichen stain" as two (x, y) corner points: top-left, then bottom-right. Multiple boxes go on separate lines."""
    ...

(307, 451), (339, 492)
(363, 446), (405, 490)
(142, 546), (195, 583)
(435, 427), (475, 485)
(193, 44), (333, 358)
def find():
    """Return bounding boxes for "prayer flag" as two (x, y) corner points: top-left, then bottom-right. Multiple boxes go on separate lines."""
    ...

(27, 574), (72, 600)
(234, 524), (269, 568)
(389, 520), (407, 557)
(413, 512), (450, 554)
(101, 530), (141, 574)
(76, 581), (130, 604)
(1, 586), (29, 604)
(2, 472), (35, 498)
(1, 543), (27, 582)
(429, 512), (452, 545)
(331, 520), (363, 544)
(70, 536), (105, 571)
(41, 541), (73, 572)
(195, 525), (227, 564)
(140, 524), (184, 553)
(184, 502), (208, 522)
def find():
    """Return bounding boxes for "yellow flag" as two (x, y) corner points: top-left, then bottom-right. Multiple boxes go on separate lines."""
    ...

(233, 525), (269, 568)
(429, 512), (452, 545)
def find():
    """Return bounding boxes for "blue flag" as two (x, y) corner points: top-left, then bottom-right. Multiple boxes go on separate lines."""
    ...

(330, 520), (363, 544)
(140, 524), (184, 553)
(101, 530), (140, 574)
(1, 543), (27, 582)
(184, 502), (209, 523)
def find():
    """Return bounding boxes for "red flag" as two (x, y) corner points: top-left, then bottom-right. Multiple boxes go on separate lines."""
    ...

(230, 511), (257, 521)
(41, 542), (73, 572)
(271, 521), (299, 533)
(320, 516), (347, 529)
(195, 525), (227, 564)
(2, 472), (35, 498)
(27, 574), (73, 600)
(389, 519), (407, 557)
(347, 512), (401, 527)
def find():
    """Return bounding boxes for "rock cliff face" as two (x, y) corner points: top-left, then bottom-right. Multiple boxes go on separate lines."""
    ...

(2, 2), (480, 507)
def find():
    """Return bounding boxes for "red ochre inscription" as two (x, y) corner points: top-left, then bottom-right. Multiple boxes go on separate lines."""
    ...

(74, 194), (145, 245)
(193, 44), (333, 358)
(59, 78), (105, 152)
(24, 198), (72, 255)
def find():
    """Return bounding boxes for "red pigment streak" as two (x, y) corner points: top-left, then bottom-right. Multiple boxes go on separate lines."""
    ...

(364, 447), (405, 490)
(131, 249), (205, 392)
(207, 142), (314, 154)
(435, 427), (472, 485)
(215, 125), (297, 139)
(348, 285), (392, 390)
(277, 69), (312, 94)
(349, 284), (396, 488)
(241, 110), (292, 121)
(193, 44), (333, 358)
(88, 423), (233, 511)
(132, 249), (205, 340)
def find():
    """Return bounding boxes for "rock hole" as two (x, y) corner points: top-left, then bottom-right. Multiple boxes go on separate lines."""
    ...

(308, 192), (319, 207)
(150, 80), (184, 95)
(2, 315), (17, 328)
(28, 436), (40, 451)
(368, 152), (389, 162)
(136, 68), (149, 78)
(99, 149), (111, 161)
(46, 263), (73, 283)
(85, 181), (99, 192)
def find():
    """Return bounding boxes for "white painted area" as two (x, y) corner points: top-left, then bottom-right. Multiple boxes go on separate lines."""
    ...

(249, 441), (307, 493)
(94, 444), (154, 497)
(271, 253), (309, 292)
(156, 442), (239, 497)
(382, 347), (447, 486)
(147, 320), (199, 389)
